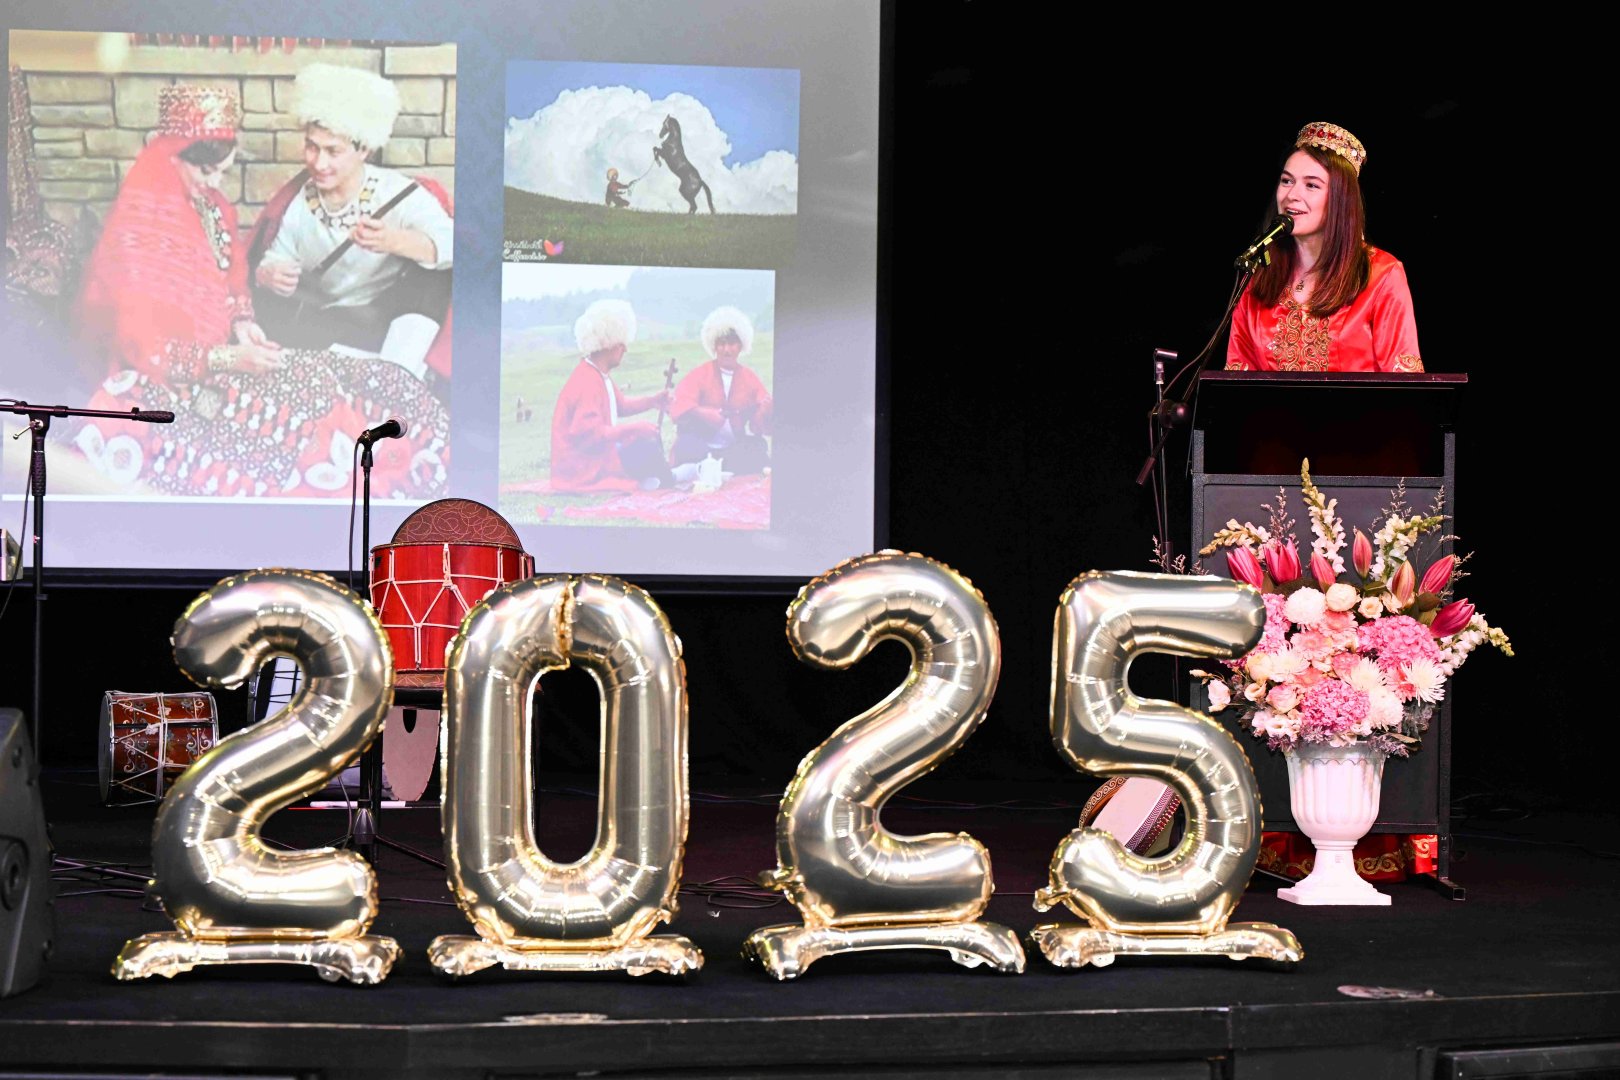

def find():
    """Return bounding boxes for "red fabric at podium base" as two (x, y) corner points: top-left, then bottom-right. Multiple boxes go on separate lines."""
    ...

(1260, 831), (1438, 882)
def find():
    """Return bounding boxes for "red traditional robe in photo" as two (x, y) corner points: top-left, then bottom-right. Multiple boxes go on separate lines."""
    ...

(669, 359), (773, 439)
(72, 138), (447, 499)
(549, 359), (647, 492)
(1226, 247), (1424, 373)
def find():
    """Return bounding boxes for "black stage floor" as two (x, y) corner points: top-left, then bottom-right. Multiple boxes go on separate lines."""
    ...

(4, 774), (1620, 1080)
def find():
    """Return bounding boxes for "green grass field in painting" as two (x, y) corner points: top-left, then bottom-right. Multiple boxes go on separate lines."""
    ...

(499, 328), (774, 527)
(503, 188), (797, 270)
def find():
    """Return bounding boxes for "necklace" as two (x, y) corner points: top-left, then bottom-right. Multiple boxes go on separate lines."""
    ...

(192, 194), (231, 271)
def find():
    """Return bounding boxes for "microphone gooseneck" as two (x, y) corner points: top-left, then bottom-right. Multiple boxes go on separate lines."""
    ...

(1233, 214), (1294, 272)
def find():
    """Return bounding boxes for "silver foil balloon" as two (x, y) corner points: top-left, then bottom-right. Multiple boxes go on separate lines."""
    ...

(745, 552), (1024, 978)
(115, 569), (400, 984)
(1035, 571), (1298, 957)
(431, 574), (700, 976)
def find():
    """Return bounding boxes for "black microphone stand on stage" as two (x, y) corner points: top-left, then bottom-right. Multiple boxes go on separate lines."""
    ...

(348, 418), (440, 868)
(1, 400), (173, 755)
(1133, 216), (1292, 701)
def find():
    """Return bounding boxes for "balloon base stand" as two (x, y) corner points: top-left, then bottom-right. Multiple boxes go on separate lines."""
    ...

(742, 920), (1027, 980)
(1029, 921), (1302, 970)
(427, 934), (704, 978)
(112, 932), (401, 984)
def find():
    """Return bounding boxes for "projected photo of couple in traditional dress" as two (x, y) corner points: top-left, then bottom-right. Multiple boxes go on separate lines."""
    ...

(1, 31), (456, 500)
(498, 264), (774, 530)
(502, 59), (799, 269)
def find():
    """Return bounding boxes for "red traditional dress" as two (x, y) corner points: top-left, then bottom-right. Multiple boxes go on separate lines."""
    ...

(74, 139), (447, 499)
(549, 359), (653, 492)
(1226, 247), (1424, 373)
(668, 360), (772, 454)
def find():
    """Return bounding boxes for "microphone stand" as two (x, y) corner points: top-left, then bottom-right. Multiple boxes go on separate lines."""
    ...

(1, 401), (173, 756)
(348, 429), (440, 867)
(1133, 257), (1263, 704)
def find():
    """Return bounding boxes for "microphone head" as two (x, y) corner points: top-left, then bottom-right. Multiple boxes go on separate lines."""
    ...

(386, 417), (408, 439)
(1274, 213), (1295, 235)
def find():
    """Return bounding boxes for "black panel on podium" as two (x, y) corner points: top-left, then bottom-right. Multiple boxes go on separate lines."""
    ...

(1190, 371), (1467, 897)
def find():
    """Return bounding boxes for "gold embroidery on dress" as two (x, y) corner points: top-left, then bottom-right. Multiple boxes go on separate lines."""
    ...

(1267, 299), (1332, 372)
(1394, 354), (1424, 372)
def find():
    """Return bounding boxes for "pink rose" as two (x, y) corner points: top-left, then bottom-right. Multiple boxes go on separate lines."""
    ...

(1267, 684), (1300, 713)
(1293, 629), (1333, 660)
(1331, 652), (1361, 679)
(1322, 609), (1355, 632)
(1207, 681), (1231, 712)
(1294, 666), (1325, 688)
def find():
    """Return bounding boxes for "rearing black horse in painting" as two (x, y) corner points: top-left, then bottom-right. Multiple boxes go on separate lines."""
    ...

(652, 115), (714, 214)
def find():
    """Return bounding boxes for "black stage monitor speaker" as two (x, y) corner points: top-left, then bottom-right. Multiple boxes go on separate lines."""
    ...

(0, 707), (55, 997)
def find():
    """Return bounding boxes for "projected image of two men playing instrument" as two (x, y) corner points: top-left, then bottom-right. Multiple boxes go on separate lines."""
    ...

(499, 60), (795, 531)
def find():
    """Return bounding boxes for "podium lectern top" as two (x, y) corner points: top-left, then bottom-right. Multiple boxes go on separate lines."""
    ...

(1195, 371), (1467, 478)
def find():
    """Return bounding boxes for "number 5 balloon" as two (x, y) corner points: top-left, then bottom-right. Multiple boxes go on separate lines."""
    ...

(429, 575), (701, 977)
(744, 552), (1025, 979)
(114, 570), (401, 984)
(1032, 572), (1301, 968)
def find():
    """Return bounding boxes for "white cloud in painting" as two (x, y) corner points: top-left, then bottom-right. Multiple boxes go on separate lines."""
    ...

(505, 87), (797, 215)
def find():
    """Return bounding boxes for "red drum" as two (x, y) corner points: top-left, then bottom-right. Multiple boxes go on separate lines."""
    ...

(371, 542), (534, 675)
(98, 691), (219, 804)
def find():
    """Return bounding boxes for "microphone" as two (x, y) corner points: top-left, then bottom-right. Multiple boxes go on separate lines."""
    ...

(1152, 348), (1176, 388)
(1233, 214), (1294, 271)
(358, 417), (407, 444)
(130, 409), (175, 423)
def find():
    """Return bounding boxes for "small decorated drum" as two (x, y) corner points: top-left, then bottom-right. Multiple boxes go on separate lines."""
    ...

(98, 691), (219, 804)
(371, 542), (534, 677)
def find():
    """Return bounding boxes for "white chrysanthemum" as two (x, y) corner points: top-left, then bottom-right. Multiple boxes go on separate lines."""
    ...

(1346, 658), (1386, 694)
(1401, 658), (1447, 704)
(1358, 597), (1384, 620)
(1269, 648), (1308, 679)
(1283, 587), (1328, 627)
(1367, 687), (1403, 730)
(1325, 583), (1359, 612)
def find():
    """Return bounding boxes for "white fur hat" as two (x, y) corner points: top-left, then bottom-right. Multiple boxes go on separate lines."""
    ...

(700, 306), (754, 360)
(293, 63), (400, 150)
(575, 299), (637, 355)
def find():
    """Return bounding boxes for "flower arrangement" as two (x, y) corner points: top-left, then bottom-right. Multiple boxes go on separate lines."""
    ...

(1194, 460), (1512, 757)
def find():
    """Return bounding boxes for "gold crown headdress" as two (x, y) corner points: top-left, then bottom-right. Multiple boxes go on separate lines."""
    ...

(1295, 121), (1366, 175)
(157, 85), (241, 141)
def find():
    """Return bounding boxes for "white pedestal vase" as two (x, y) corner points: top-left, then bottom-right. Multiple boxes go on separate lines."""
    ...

(1277, 742), (1391, 906)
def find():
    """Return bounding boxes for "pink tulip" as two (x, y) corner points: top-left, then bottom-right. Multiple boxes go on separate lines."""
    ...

(1263, 539), (1302, 583)
(1279, 539), (1303, 582)
(1226, 547), (1264, 589)
(1352, 529), (1373, 578)
(1391, 562), (1416, 606)
(1429, 599), (1476, 638)
(1419, 555), (1456, 596)
(1310, 553), (1336, 590)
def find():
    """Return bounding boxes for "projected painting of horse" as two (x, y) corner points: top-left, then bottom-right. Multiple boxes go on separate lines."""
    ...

(503, 60), (800, 269)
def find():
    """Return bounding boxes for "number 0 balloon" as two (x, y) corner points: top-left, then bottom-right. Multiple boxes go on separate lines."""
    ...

(429, 575), (701, 977)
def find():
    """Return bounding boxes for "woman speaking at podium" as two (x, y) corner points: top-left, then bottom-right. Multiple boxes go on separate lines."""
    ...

(1226, 122), (1423, 373)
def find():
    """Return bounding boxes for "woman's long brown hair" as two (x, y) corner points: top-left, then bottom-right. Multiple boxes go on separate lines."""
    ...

(1250, 145), (1369, 318)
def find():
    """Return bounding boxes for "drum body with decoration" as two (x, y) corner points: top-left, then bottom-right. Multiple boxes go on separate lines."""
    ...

(99, 691), (219, 804)
(371, 542), (534, 677)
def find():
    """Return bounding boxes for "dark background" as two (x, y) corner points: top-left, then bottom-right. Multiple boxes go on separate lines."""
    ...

(1, 11), (1594, 813)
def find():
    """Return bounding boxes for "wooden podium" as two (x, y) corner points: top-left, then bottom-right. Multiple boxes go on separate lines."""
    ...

(1190, 371), (1468, 898)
